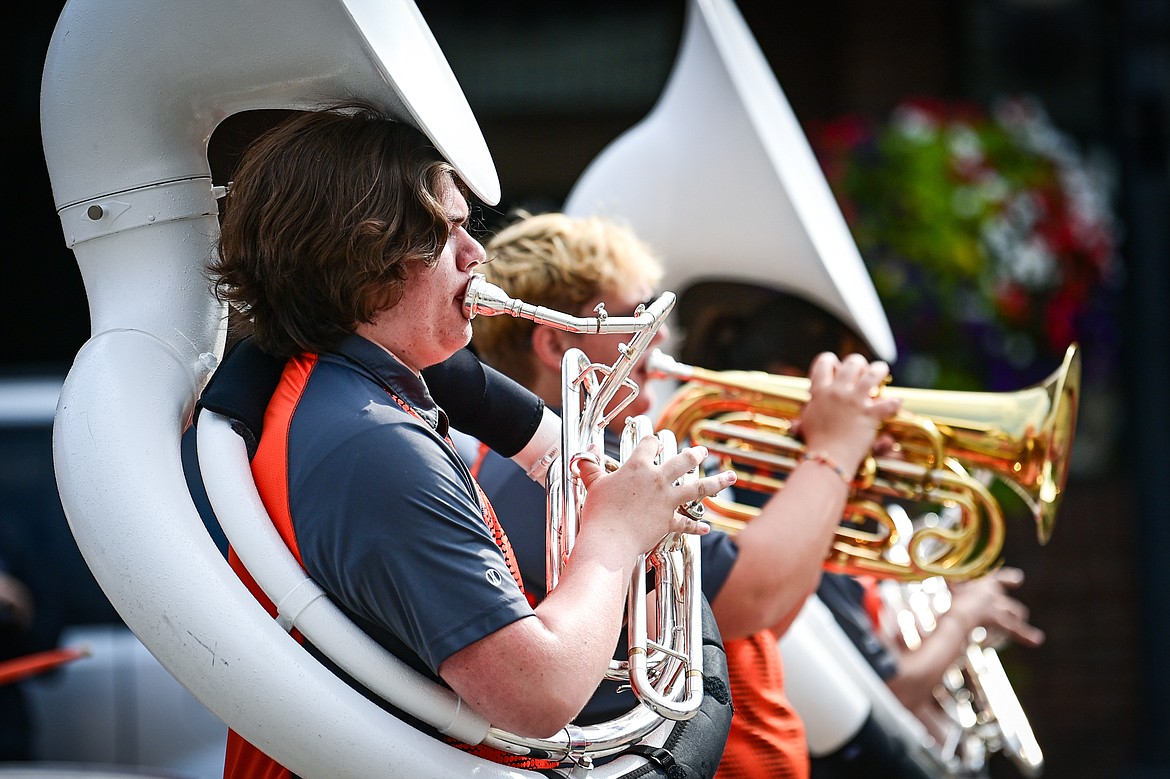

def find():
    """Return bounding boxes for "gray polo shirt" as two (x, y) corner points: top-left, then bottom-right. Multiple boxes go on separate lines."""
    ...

(283, 333), (533, 678)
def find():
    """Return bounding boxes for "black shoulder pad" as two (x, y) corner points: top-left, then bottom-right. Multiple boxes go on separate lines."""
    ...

(195, 336), (285, 456)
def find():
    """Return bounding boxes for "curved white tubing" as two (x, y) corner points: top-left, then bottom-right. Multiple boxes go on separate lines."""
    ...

(779, 596), (939, 770)
(196, 410), (492, 746)
(56, 332), (520, 778)
(777, 599), (871, 756)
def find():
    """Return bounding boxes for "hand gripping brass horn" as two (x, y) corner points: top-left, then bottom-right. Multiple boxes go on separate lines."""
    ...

(878, 573), (1044, 778)
(464, 273), (706, 726)
(877, 504), (1044, 777)
(647, 344), (1080, 582)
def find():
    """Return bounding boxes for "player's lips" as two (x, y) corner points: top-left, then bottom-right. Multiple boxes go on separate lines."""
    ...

(456, 282), (473, 312)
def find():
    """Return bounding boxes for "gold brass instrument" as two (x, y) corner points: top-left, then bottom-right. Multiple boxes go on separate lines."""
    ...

(465, 272), (706, 731)
(648, 344), (1080, 582)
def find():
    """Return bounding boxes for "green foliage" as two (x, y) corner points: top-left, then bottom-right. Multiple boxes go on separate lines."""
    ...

(812, 96), (1120, 391)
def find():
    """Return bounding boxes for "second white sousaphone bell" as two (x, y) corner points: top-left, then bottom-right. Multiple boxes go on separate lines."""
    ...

(564, 0), (896, 363)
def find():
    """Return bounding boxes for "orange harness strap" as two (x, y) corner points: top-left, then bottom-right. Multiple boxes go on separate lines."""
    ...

(858, 575), (884, 632)
(469, 440), (539, 610)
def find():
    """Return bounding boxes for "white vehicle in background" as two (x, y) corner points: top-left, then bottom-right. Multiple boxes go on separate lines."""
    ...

(0, 375), (226, 779)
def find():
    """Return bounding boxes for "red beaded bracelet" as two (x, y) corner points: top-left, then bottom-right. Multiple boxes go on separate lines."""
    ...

(800, 450), (851, 485)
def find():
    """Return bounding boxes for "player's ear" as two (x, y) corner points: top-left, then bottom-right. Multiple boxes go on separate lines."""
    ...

(531, 325), (566, 372)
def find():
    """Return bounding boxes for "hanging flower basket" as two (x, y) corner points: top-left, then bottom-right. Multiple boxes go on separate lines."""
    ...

(811, 95), (1121, 394)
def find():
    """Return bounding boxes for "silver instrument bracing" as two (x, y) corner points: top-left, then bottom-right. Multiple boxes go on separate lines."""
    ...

(875, 505), (1044, 777)
(464, 273), (707, 724)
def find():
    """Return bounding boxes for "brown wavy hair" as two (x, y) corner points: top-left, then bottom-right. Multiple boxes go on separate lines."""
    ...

(210, 101), (461, 357)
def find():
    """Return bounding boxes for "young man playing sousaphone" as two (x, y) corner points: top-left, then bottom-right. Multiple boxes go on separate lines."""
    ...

(206, 102), (734, 778)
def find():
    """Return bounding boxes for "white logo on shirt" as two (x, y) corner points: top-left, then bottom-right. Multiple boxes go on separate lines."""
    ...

(485, 568), (504, 587)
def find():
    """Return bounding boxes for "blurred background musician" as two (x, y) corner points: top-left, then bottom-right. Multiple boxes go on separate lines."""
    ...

(468, 210), (901, 779)
(677, 283), (1047, 778)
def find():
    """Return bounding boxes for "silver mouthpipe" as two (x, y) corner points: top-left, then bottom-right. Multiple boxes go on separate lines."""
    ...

(464, 270), (677, 448)
(463, 273), (675, 335)
(645, 348), (698, 381)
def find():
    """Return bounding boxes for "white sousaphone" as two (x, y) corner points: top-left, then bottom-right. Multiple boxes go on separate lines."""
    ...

(564, 0), (1040, 775)
(41, 1), (725, 777)
(564, 0), (896, 364)
(564, 0), (905, 762)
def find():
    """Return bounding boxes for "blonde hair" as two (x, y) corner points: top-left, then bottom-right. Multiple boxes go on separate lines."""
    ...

(473, 212), (664, 386)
